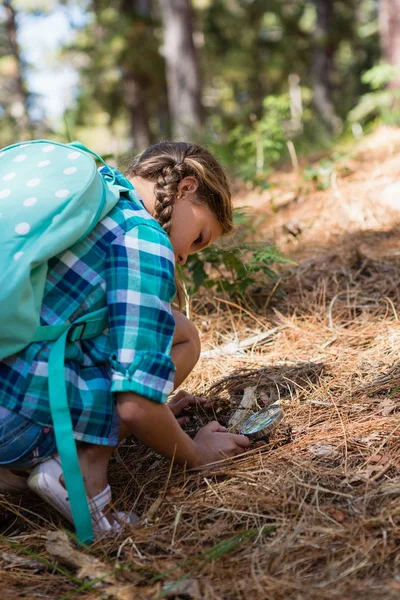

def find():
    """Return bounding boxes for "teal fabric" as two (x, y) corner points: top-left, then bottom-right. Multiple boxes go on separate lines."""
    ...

(48, 325), (93, 543)
(0, 140), (124, 544)
(33, 307), (109, 343)
(0, 140), (119, 360)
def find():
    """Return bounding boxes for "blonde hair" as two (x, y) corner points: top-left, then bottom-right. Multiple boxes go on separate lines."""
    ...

(126, 141), (233, 236)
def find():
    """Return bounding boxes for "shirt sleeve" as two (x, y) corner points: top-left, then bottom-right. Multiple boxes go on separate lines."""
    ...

(105, 223), (176, 403)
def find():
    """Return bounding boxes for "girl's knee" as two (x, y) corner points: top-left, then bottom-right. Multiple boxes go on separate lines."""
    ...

(186, 319), (201, 364)
(172, 310), (201, 363)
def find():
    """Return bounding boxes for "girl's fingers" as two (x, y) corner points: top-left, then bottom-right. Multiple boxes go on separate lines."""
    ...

(231, 434), (251, 448)
(170, 394), (207, 416)
(170, 390), (207, 406)
(206, 421), (228, 433)
(176, 416), (190, 426)
(169, 389), (189, 404)
(184, 395), (207, 406)
(170, 397), (194, 414)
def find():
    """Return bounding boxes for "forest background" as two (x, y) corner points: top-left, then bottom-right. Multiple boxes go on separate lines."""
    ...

(1, 0), (400, 188)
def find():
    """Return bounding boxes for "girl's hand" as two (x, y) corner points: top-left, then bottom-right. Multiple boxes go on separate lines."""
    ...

(168, 389), (207, 425)
(191, 421), (250, 467)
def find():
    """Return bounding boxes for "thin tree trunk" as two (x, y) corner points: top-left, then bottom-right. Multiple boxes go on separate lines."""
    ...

(124, 73), (151, 150)
(159, 0), (203, 140)
(379, 0), (400, 89)
(120, 0), (152, 150)
(4, 0), (31, 137)
(248, 2), (265, 119)
(312, 0), (342, 134)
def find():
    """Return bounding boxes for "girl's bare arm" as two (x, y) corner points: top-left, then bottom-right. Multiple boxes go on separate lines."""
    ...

(117, 391), (250, 467)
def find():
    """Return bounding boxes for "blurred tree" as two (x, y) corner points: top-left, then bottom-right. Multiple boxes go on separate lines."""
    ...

(312, 0), (342, 133)
(1, 0), (32, 140)
(0, 0), (384, 162)
(66, 0), (167, 151)
(120, 0), (152, 149)
(379, 0), (400, 89)
(200, 0), (274, 122)
(159, 0), (203, 140)
(199, 1), (378, 139)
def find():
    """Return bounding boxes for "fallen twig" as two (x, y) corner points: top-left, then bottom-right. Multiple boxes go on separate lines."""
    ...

(201, 327), (284, 358)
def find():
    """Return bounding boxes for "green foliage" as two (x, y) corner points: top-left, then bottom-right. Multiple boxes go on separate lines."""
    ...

(362, 63), (399, 90)
(181, 242), (285, 301)
(0, 0), (394, 166)
(180, 209), (291, 303)
(226, 94), (291, 184)
(348, 62), (400, 124)
(302, 152), (352, 190)
(303, 159), (336, 190)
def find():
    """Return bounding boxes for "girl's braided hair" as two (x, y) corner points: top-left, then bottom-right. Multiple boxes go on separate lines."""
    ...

(125, 141), (233, 236)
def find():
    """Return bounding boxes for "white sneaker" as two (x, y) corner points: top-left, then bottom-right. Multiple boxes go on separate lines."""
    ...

(27, 457), (139, 538)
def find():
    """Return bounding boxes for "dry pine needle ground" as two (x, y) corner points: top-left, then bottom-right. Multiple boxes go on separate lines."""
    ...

(2, 127), (400, 599)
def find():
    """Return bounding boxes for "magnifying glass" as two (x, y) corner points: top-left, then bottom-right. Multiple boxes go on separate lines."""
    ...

(240, 403), (283, 441)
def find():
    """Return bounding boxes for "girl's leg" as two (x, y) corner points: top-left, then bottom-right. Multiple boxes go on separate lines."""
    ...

(75, 443), (117, 498)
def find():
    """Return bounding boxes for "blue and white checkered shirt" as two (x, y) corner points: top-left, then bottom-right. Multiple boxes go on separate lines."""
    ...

(0, 171), (176, 446)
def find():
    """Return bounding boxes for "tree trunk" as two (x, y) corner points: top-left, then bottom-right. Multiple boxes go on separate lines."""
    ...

(122, 0), (152, 150)
(159, 0), (203, 140)
(3, 0), (31, 137)
(379, 0), (400, 89)
(247, 3), (264, 119)
(120, 0), (152, 150)
(312, 0), (342, 134)
(124, 73), (151, 150)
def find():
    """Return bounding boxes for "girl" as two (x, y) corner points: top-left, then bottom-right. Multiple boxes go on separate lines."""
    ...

(0, 141), (250, 536)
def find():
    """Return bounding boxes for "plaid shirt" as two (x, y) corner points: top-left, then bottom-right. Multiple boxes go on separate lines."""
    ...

(0, 171), (176, 446)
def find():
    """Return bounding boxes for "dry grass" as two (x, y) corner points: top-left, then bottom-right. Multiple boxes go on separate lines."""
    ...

(3, 126), (400, 599)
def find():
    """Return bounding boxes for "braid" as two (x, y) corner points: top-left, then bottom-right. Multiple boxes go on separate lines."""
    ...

(153, 164), (182, 234)
(148, 159), (191, 234)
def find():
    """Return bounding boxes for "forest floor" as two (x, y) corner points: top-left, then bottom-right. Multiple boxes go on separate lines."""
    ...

(2, 126), (400, 599)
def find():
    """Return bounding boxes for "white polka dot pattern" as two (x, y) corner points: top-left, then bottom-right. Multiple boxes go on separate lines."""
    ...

(0, 138), (125, 362)
(13, 154), (27, 163)
(15, 222), (31, 235)
(63, 167), (77, 175)
(3, 172), (16, 181)
(23, 197), (37, 207)
(0, 139), (112, 308)
(55, 189), (70, 198)
(27, 179), (41, 187)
